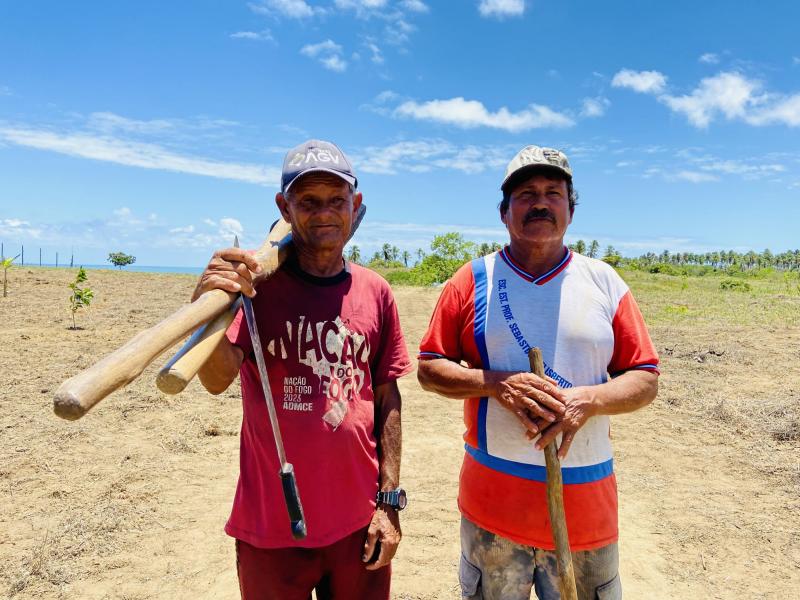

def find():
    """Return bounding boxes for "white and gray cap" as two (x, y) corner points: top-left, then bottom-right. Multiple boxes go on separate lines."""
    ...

(281, 139), (358, 194)
(501, 145), (572, 192)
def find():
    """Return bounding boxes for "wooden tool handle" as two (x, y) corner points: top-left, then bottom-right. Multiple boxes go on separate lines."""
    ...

(53, 288), (236, 420)
(155, 203), (367, 396)
(155, 216), (295, 395)
(528, 347), (578, 600)
(53, 220), (295, 420)
(155, 298), (241, 395)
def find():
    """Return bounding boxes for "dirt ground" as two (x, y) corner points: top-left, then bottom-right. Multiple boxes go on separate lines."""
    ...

(1, 267), (798, 599)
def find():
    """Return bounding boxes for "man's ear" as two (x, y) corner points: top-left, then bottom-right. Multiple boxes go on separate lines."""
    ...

(500, 206), (507, 227)
(353, 191), (363, 215)
(276, 192), (290, 221)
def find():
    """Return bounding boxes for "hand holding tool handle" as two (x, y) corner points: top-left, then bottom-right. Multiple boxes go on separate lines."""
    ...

(52, 219), (294, 420)
(528, 347), (578, 600)
(280, 463), (307, 540)
(156, 204), (367, 395)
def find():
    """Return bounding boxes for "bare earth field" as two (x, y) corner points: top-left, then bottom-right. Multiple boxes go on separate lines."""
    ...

(1, 266), (799, 599)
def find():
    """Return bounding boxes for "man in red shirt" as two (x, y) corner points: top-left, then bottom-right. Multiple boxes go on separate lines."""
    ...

(193, 140), (412, 599)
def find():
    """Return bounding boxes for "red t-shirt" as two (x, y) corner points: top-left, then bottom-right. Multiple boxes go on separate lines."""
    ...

(224, 260), (412, 548)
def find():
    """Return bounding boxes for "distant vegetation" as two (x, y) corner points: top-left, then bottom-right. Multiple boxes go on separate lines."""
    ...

(348, 234), (800, 288)
(108, 252), (136, 269)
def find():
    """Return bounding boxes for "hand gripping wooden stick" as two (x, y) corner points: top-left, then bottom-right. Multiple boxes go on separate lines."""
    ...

(155, 203), (367, 395)
(153, 216), (293, 395)
(53, 206), (365, 420)
(528, 347), (578, 600)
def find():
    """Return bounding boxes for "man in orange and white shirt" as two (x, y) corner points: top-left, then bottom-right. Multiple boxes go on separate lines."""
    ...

(418, 145), (659, 600)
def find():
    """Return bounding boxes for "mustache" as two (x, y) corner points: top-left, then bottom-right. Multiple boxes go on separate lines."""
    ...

(524, 208), (556, 224)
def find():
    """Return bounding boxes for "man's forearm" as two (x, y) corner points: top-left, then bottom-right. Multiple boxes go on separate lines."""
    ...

(197, 337), (244, 395)
(417, 358), (508, 399)
(373, 380), (402, 490)
(583, 369), (658, 416)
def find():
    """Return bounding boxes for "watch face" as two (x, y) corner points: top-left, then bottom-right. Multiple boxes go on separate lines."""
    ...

(397, 488), (407, 510)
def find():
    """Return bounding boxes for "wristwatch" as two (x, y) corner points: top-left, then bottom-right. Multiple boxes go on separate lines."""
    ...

(376, 487), (407, 511)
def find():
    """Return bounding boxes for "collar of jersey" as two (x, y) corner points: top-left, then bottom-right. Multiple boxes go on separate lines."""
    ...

(499, 245), (573, 285)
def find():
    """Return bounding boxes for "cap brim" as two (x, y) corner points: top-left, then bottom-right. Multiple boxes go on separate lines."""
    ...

(283, 168), (357, 193)
(501, 164), (571, 192)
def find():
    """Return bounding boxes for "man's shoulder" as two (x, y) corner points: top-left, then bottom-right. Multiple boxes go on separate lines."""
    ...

(569, 253), (629, 296)
(350, 262), (390, 286)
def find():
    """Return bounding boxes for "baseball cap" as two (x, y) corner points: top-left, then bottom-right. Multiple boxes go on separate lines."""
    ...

(501, 145), (572, 192)
(281, 139), (358, 194)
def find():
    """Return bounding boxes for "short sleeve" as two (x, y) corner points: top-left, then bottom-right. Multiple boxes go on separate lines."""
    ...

(226, 306), (253, 357)
(418, 263), (476, 363)
(370, 289), (413, 386)
(607, 290), (660, 376)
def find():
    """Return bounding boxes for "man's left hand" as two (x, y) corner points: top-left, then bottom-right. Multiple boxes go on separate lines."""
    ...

(534, 386), (597, 459)
(362, 506), (401, 571)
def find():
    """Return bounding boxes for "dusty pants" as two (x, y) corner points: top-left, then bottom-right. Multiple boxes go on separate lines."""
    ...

(459, 517), (622, 600)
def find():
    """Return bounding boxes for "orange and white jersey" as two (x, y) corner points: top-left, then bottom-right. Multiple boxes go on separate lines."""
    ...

(419, 247), (659, 550)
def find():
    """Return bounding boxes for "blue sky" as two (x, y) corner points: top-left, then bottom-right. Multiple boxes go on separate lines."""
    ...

(1, 0), (799, 266)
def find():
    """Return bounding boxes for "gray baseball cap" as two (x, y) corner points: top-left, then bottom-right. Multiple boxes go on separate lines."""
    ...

(501, 145), (572, 192)
(281, 139), (357, 194)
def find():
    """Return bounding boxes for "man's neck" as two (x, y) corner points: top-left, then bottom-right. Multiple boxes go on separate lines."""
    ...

(507, 239), (567, 278)
(295, 245), (345, 277)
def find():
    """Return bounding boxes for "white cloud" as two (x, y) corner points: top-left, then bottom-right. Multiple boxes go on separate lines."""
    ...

(364, 39), (384, 64)
(746, 94), (800, 127)
(611, 69), (668, 94)
(230, 29), (275, 42)
(581, 97), (610, 118)
(87, 112), (177, 135)
(478, 0), (525, 18)
(0, 85), (11, 96)
(220, 217), (244, 236)
(673, 170), (719, 183)
(699, 53), (720, 64)
(613, 69), (800, 129)
(394, 97), (574, 132)
(334, 0), (388, 10)
(384, 17), (415, 46)
(401, 0), (428, 12)
(661, 72), (760, 128)
(0, 125), (280, 185)
(300, 39), (348, 72)
(350, 139), (512, 175)
(248, 0), (317, 18)
(170, 225), (195, 234)
(793, 57), (800, 66)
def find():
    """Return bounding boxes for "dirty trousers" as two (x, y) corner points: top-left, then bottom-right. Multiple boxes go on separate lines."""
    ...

(459, 517), (622, 600)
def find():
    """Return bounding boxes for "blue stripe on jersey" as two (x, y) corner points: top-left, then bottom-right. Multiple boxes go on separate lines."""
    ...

(472, 257), (491, 452)
(465, 444), (614, 484)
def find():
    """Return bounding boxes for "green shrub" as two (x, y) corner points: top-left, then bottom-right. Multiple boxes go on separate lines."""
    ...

(720, 279), (751, 292)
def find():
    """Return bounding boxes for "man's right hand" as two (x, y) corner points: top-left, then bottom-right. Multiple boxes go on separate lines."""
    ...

(191, 248), (263, 301)
(494, 372), (566, 435)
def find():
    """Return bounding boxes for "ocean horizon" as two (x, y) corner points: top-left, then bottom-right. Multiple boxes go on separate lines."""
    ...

(19, 263), (204, 275)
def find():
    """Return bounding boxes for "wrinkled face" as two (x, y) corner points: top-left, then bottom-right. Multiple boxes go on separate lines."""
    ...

(501, 174), (573, 246)
(276, 173), (362, 253)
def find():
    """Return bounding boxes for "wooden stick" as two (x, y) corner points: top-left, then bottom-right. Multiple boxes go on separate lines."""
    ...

(528, 347), (578, 600)
(52, 219), (294, 420)
(154, 216), (293, 394)
(155, 297), (242, 395)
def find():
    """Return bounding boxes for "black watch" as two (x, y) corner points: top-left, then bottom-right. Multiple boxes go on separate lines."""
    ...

(376, 487), (407, 511)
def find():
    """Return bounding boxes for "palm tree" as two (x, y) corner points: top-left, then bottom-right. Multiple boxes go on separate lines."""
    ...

(347, 245), (361, 264)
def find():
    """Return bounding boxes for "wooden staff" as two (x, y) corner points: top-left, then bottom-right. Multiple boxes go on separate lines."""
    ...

(528, 347), (578, 600)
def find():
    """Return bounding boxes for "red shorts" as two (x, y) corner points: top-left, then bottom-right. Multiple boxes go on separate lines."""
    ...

(235, 526), (391, 600)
